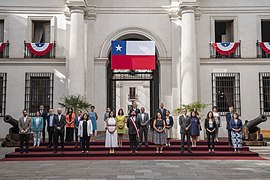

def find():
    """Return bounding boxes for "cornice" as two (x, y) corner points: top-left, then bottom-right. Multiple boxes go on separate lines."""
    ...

(200, 58), (270, 65)
(0, 59), (66, 66)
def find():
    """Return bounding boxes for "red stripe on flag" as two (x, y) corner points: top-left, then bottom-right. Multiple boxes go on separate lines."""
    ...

(111, 55), (156, 70)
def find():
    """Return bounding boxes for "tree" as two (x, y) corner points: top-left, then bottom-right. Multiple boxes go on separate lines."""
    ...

(175, 102), (209, 114)
(58, 95), (91, 113)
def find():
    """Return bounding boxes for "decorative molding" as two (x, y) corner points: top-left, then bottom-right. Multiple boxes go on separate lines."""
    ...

(95, 7), (168, 15)
(85, 6), (96, 20)
(99, 26), (167, 58)
(0, 58), (66, 66)
(179, 2), (201, 20)
(200, 58), (270, 65)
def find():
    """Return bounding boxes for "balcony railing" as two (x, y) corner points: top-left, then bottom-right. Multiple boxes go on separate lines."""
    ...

(128, 94), (138, 101)
(24, 41), (56, 58)
(0, 41), (9, 58)
(210, 41), (241, 59)
(257, 41), (270, 58)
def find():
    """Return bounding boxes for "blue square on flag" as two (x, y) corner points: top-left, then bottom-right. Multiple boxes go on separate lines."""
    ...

(112, 41), (126, 55)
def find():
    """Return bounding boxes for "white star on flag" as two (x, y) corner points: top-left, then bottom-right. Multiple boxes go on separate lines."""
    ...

(115, 44), (122, 51)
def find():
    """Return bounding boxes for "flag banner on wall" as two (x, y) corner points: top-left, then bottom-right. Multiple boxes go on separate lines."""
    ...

(0, 42), (6, 52)
(111, 41), (156, 70)
(212, 42), (239, 56)
(260, 42), (270, 54)
(26, 43), (53, 56)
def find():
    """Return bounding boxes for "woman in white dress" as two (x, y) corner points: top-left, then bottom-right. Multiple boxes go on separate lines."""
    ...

(105, 111), (118, 154)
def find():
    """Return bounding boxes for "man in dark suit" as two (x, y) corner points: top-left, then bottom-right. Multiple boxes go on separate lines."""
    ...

(46, 108), (55, 148)
(129, 101), (140, 116)
(53, 108), (66, 154)
(127, 110), (140, 154)
(179, 108), (192, 153)
(157, 102), (167, 120)
(39, 105), (48, 143)
(225, 106), (234, 146)
(138, 107), (150, 147)
(18, 109), (32, 155)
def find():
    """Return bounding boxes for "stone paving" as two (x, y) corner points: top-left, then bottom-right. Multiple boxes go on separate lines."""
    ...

(1, 143), (270, 180)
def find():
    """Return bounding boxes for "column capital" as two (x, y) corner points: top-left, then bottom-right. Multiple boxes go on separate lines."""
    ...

(85, 6), (96, 21)
(179, 1), (201, 19)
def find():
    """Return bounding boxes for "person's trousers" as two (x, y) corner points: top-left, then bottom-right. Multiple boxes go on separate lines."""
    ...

(139, 126), (148, 145)
(65, 128), (74, 142)
(19, 134), (30, 153)
(54, 130), (64, 152)
(227, 129), (232, 145)
(180, 133), (191, 151)
(81, 136), (90, 151)
(215, 127), (219, 139)
(206, 131), (215, 149)
(47, 127), (54, 145)
(42, 119), (46, 142)
(33, 131), (41, 146)
(129, 134), (138, 151)
(75, 128), (79, 144)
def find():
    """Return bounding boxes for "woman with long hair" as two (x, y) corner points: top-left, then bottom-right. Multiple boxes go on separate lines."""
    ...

(88, 106), (98, 142)
(105, 111), (118, 154)
(66, 107), (75, 142)
(78, 113), (92, 153)
(190, 111), (200, 147)
(153, 112), (166, 153)
(165, 110), (174, 146)
(116, 109), (126, 147)
(205, 111), (216, 153)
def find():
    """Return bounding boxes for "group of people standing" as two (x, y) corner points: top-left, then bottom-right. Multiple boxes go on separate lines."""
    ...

(104, 102), (175, 154)
(18, 103), (243, 155)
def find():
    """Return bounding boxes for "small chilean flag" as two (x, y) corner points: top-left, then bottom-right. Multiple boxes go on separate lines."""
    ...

(111, 41), (156, 70)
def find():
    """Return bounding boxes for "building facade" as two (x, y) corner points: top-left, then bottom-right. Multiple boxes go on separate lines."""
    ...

(0, 0), (270, 139)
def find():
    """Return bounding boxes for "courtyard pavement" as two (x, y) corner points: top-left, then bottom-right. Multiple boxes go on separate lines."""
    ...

(0, 145), (270, 180)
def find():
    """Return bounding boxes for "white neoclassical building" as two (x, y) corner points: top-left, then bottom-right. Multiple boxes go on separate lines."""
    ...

(0, 0), (270, 139)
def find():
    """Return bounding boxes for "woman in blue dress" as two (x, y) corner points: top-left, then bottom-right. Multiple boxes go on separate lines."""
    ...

(88, 106), (98, 142)
(190, 111), (200, 147)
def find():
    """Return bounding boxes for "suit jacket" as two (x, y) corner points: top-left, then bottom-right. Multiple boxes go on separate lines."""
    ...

(31, 117), (43, 132)
(127, 116), (140, 135)
(78, 120), (93, 137)
(230, 119), (242, 132)
(204, 118), (216, 131)
(18, 116), (32, 134)
(46, 114), (56, 130)
(53, 114), (66, 133)
(74, 115), (82, 128)
(40, 110), (47, 128)
(157, 108), (167, 119)
(165, 116), (174, 128)
(137, 112), (150, 127)
(179, 115), (191, 134)
(225, 112), (233, 130)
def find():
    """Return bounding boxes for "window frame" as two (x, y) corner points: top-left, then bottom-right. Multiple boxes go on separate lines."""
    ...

(259, 72), (270, 116)
(0, 73), (7, 117)
(212, 72), (241, 116)
(25, 72), (54, 116)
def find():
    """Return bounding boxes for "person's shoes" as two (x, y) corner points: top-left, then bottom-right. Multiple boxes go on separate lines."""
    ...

(53, 151), (57, 154)
(181, 150), (184, 154)
(81, 151), (85, 154)
(86, 151), (89, 154)
(208, 149), (211, 153)
(212, 149), (215, 153)
(61, 151), (64, 154)
(47, 144), (52, 148)
(145, 144), (149, 147)
(160, 151), (163, 154)
(188, 150), (192, 153)
(135, 150), (138, 154)
(168, 143), (171, 147)
(138, 144), (142, 148)
(130, 150), (133, 154)
(237, 150), (240, 154)
(156, 150), (159, 154)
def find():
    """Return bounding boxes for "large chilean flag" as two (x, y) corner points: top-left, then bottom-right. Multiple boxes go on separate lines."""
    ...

(111, 41), (156, 70)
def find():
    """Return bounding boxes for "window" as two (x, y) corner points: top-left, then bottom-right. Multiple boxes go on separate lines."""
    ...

(259, 73), (270, 115)
(0, 73), (7, 117)
(129, 87), (136, 99)
(25, 73), (54, 116)
(261, 20), (270, 42)
(0, 20), (4, 42)
(32, 20), (50, 43)
(212, 73), (241, 115)
(215, 20), (234, 42)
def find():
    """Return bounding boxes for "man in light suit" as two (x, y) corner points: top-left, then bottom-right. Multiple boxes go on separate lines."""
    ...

(138, 107), (150, 147)
(18, 109), (32, 155)
(179, 108), (192, 153)
(225, 106), (234, 147)
(53, 108), (66, 154)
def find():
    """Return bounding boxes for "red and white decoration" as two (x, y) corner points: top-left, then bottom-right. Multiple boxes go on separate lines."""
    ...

(212, 42), (239, 56)
(26, 43), (53, 56)
(0, 42), (6, 52)
(260, 42), (270, 54)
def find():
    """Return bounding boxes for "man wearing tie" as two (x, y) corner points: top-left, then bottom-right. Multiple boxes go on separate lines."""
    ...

(179, 108), (192, 153)
(225, 106), (234, 147)
(127, 110), (140, 154)
(39, 105), (48, 143)
(53, 108), (66, 154)
(157, 102), (167, 120)
(46, 109), (55, 148)
(18, 109), (32, 155)
(138, 107), (150, 147)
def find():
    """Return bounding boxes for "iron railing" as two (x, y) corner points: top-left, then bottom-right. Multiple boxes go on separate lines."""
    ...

(210, 41), (241, 59)
(257, 41), (270, 58)
(24, 41), (56, 59)
(0, 41), (9, 58)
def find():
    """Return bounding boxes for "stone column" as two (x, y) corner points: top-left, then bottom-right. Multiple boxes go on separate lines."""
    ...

(180, 2), (199, 105)
(68, 6), (85, 96)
